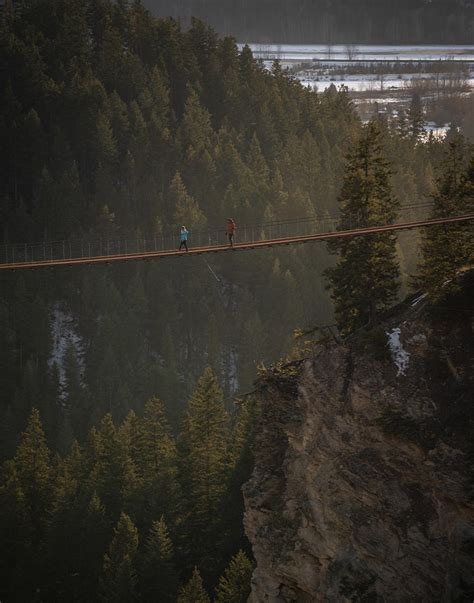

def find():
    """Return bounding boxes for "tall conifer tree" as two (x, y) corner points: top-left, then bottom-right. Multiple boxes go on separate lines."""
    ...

(417, 137), (474, 296)
(408, 92), (425, 142)
(215, 550), (253, 603)
(140, 516), (178, 602)
(178, 367), (230, 570)
(100, 512), (139, 603)
(90, 414), (139, 520)
(131, 398), (179, 525)
(177, 567), (210, 603)
(79, 493), (110, 601)
(11, 408), (53, 533)
(326, 120), (400, 335)
(0, 409), (54, 599)
(169, 171), (207, 230)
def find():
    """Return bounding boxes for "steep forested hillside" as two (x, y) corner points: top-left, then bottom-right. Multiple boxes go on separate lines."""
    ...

(0, 1), (460, 599)
(0, 1), (442, 447)
(1, 0), (360, 437)
(145, 0), (474, 44)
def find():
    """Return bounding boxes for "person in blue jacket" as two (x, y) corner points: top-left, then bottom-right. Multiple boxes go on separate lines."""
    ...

(179, 226), (189, 251)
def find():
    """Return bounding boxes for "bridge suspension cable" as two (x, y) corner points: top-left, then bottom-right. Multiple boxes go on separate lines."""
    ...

(0, 208), (472, 271)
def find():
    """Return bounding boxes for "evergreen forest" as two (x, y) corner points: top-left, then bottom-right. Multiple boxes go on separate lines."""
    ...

(1, 1), (474, 600)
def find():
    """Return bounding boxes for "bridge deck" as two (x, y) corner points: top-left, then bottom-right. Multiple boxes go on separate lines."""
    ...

(0, 214), (473, 270)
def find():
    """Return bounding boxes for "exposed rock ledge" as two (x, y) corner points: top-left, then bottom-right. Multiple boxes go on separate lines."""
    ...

(244, 275), (474, 602)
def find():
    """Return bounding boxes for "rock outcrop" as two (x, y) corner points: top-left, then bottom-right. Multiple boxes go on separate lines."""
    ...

(244, 274), (474, 602)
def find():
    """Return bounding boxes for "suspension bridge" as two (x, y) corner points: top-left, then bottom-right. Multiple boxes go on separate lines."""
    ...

(1, 204), (473, 271)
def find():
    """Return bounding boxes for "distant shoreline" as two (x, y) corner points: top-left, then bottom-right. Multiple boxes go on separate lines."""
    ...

(242, 44), (474, 63)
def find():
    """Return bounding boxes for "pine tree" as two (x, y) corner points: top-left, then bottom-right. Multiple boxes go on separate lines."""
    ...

(178, 87), (214, 157)
(89, 414), (139, 520)
(215, 550), (253, 603)
(246, 133), (270, 212)
(1, 409), (54, 598)
(131, 398), (179, 525)
(326, 120), (400, 335)
(57, 160), (85, 236)
(215, 131), (252, 221)
(12, 408), (53, 530)
(178, 368), (230, 571)
(138, 398), (177, 475)
(108, 90), (130, 159)
(169, 171), (207, 230)
(100, 512), (139, 603)
(177, 567), (210, 603)
(230, 397), (259, 467)
(256, 103), (281, 161)
(149, 65), (170, 132)
(247, 133), (269, 183)
(408, 92), (425, 142)
(78, 493), (110, 601)
(98, 21), (129, 95)
(94, 111), (118, 167)
(45, 447), (85, 599)
(17, 108), (45, 201)
(140, 516), (178, 602)
(0, 459), (31, 600)
(56, 414), (74, 456)
(417, 136), (474, 296)
(396, 109), (409, 139)
(270, 168), (289, 217)
(129, 100), (149, 161)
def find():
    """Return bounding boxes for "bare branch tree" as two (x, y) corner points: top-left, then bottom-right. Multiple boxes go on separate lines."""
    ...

(345, 44), (359, 61)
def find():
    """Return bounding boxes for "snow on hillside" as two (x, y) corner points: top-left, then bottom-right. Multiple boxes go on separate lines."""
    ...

(244, 44), (474, 62)
(49, 303), (85, 398)
(386, 327), (410, 376)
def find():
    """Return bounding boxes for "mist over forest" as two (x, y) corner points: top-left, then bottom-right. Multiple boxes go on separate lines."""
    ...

(144, 0), (474, 44)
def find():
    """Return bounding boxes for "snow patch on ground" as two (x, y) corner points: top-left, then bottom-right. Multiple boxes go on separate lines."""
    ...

(297, 73), (474, 93)
(49, 303), (85, 398)
(244, 44), (474, 62)
(386, 327), (410, 376)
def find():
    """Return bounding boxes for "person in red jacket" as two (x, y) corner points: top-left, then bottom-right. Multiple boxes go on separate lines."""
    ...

(226, 218), (236, 246)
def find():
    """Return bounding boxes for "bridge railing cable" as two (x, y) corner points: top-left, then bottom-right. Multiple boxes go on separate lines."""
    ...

(0, 201), (436, 266)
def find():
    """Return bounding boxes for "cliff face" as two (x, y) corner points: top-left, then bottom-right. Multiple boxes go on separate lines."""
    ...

(243, 275), (474, 602)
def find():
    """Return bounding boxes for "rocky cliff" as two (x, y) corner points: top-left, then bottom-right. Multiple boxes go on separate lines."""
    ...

(243, 273), (474, 602)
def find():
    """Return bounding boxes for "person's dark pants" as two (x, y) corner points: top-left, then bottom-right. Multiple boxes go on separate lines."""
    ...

(228, 233), (234, 246)
(179, 240), (188, 251)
